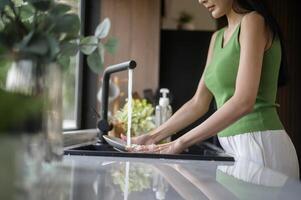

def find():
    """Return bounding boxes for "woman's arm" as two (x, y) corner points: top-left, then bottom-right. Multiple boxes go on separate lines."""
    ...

(176, 13), (268, 150)
(148, 31), (218, 143)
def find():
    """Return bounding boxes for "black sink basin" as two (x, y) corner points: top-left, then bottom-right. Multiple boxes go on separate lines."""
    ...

(64, 142), (234, 161)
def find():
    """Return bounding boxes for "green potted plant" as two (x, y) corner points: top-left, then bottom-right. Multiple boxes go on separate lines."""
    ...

(0, 0), (118, 196)
(177, 11), (195, 30)
(0, 0), (116, 72)
(0, 0), (117, 161)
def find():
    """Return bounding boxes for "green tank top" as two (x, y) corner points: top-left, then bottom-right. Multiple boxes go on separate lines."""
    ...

(204, 24), (284, 137)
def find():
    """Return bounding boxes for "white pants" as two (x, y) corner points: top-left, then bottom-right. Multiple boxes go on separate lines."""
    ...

(218, 130), (300, 179)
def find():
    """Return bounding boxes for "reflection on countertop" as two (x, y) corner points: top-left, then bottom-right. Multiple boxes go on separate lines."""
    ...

(34, 156), (301, 200)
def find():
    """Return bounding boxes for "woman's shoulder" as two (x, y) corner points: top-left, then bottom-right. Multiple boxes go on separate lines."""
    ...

(241, 11), (265, 31)
(239, 11), (268, 46)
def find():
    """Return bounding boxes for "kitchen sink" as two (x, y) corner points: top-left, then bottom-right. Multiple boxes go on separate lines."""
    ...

(64, 142), (234, 161)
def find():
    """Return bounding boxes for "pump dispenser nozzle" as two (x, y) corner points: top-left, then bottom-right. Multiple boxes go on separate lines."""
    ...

(159, 88), (170, 107)
(160, 88), (169, 97)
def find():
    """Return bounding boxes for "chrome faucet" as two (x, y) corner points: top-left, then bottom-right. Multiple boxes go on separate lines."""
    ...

(97, 60), (137, 143)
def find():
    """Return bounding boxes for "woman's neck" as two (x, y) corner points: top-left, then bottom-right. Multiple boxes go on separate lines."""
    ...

(226, 9), (245, 29)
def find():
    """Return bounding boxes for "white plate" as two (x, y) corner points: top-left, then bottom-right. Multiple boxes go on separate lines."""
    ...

(103, 135), (127, 152)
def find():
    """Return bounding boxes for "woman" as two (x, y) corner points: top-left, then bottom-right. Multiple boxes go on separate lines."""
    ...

(125, 0), (299, 178)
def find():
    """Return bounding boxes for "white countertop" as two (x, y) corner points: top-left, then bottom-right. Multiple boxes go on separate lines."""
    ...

(34, 155), (301, 200)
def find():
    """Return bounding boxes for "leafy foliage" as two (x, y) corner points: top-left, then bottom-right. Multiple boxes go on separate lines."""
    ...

(114, 99), (155, 137)
(0, 0), (117, 73)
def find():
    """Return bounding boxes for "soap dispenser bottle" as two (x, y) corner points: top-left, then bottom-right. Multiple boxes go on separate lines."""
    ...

(159, 88), (172, 123)
(155, 88), (172, 142)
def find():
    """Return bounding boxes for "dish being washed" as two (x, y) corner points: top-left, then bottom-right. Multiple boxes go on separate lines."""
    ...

(103, 135), (157, 153)
(103, 135), (128, 152)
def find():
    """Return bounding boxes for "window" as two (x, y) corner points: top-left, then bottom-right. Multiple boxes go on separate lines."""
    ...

(57, 0), (83, 130)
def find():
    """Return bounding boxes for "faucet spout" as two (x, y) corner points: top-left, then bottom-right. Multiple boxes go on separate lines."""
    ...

(98, 60), (137, 143)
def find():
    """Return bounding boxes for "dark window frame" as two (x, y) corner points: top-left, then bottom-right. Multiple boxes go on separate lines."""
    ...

(79, 0), (101, 129)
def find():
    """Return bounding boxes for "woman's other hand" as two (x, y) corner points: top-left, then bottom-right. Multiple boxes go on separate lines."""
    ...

(126, 139), (185, 154)
(120, 133), (155, 145)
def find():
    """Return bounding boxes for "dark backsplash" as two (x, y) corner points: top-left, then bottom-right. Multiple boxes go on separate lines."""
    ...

(159, 30), (218, 144)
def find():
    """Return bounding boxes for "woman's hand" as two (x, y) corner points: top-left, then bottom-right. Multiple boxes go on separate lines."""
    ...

(127, 139), (185, 154)
(121, 133), (155, 145)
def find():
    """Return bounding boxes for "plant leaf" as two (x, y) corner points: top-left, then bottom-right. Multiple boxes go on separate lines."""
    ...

(50, 3), (71, 16)
(12, 0), (24, 7)
(98, 43), (105, 64)
(80, 36), (97, 55)
(0, 0), (10, 11)
(94, 18), (111, 39)
(57, 54), (70, 71)
(60, 42), (78, 57)
(53, 14), (80, 35)
(36, 13), (54, 31)
(26, 0), (53, 11)
(104, 37), (118, 54)
(46, 35), (60, 60)
(20, 4), (35, 22)
(17, 31), (34, 48)
(0, 19), (4, 30)
(21, 34), (48, 55)
(87, 49), (103, 73)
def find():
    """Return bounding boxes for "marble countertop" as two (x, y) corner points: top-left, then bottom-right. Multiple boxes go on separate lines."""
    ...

(34, 155), (301, 200)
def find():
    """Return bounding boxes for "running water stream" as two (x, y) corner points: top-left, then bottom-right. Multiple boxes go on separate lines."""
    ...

(126, 69), (133, 146)
(124, 69), (133, 200)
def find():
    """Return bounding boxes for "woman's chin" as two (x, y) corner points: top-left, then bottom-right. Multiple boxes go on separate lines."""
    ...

(210, 11), (224, 19)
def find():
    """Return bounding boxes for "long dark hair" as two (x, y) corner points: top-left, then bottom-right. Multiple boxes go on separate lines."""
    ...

(233, 0), (288, 87)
